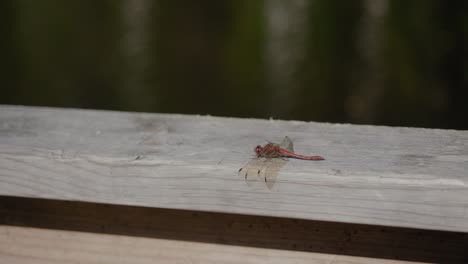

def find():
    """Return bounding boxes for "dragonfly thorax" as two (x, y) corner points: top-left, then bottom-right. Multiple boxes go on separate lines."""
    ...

(255, 143), (282, 158)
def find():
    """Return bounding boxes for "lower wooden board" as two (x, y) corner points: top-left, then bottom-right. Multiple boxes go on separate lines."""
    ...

(2, 196), (467, 263)
(0, 225), (426, 264)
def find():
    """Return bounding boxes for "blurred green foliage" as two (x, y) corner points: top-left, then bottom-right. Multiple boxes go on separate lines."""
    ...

(1, 0), (467, 129)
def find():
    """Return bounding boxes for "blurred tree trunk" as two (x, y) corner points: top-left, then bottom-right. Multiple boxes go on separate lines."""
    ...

(264, 0), (309, 118)
(121, 0), (154, 112)
(349, 0), (388, 124)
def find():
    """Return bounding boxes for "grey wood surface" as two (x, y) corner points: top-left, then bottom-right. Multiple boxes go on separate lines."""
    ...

(0, 105), (467, 232)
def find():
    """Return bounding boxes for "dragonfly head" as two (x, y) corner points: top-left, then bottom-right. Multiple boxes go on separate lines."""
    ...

(254, 145), (263, 156)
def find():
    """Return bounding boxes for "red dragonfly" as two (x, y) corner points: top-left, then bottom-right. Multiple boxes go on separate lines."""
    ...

(255, 136), (325, 160)
(239, 136), (324, 188)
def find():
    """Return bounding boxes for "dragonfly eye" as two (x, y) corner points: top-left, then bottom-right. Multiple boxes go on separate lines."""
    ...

(255, 145), (262, 155)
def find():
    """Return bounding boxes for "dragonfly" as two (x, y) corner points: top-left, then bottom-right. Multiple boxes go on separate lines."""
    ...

(239, 136), (324, 188)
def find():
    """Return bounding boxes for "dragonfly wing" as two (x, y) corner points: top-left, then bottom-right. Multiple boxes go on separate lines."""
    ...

(239, 158), (267, 185)
(262, 158), (288, 189)
(280, 136), (294, 153)
(239, 157), (288, 189)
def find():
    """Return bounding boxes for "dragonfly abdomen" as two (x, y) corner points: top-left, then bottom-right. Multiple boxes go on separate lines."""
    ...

(278, 148), (325, 160)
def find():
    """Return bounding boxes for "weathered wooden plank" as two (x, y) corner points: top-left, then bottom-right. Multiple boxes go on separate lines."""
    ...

(0, 105), (467, 232)
(0, 225), (427, 264)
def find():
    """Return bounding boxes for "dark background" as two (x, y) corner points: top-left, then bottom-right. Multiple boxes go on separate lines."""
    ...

(2, 0), (467, 129)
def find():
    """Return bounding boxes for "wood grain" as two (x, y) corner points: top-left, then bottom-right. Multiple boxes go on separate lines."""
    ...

(0, 105), (467, 232)
(0, 225), (429, 264)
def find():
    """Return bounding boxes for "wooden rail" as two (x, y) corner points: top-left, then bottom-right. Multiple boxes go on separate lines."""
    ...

(1, 105), (467, 263)
(1, 105), (467, 232)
